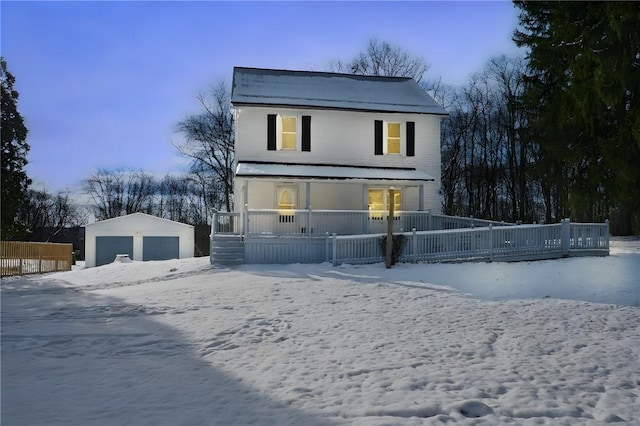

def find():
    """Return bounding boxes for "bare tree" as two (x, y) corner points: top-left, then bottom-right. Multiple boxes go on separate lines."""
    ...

(83, 168), (156, 220)
(328, 39), (430, 83)
(18, 186), (83, 240)
(155, 173), (211, 225)
(175, 81), (234, 213)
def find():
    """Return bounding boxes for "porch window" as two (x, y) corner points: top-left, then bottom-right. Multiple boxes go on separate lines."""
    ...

(368, 188), (402, 219)
(277, 186), (297, 222)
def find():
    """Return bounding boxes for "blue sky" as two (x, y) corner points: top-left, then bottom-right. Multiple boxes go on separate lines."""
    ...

(2, 1), (522, 192)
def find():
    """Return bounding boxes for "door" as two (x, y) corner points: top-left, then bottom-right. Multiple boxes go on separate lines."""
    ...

(142, 236), (179, 261)
(276, 186), (297, 234)
(95, 236), (134, 267)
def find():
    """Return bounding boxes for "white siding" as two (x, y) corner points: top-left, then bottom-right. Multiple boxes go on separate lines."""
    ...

(234, 106), (443, 214)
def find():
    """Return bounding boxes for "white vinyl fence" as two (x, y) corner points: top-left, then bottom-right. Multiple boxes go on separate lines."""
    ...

(212, 209), (511, 238)
(211, 210), (608, 266)
(329, 219), (609, 266)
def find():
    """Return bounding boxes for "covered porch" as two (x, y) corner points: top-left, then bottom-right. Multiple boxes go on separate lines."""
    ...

(228, 161), (438, 237)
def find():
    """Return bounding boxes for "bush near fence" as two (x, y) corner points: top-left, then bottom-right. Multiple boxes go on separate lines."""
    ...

(1, 241), (73, 277)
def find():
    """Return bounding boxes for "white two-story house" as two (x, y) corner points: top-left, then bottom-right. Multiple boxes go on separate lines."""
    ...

(213, 67), (448, 264)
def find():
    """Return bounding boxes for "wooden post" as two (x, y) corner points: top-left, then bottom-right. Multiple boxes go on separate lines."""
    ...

(386, 188), (395, 269)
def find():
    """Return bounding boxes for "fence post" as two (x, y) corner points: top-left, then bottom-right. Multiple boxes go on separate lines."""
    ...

(412, 227), (417, 263)
(427, 209), (432, 231)
(561, 218), (570, 256)
(325, 232), (329, 262)
(605, 219), (610, 250)
(470, 215), (475, 228)
(308, 206), (313, 240)
(489, 224), (494, 261)
(332, 233), (337, 267)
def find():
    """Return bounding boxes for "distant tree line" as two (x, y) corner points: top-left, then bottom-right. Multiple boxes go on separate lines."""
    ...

(3, 2), (638, 240)
(81, 168), (221, 225)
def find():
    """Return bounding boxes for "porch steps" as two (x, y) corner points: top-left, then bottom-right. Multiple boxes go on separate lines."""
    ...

(210, 235), (245, 266)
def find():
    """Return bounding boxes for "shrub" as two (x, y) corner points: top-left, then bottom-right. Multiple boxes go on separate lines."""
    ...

(379, 234), (406, 265)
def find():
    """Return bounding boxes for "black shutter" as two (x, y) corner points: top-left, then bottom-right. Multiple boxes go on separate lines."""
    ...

(406, 121), (415, 157)
(302, 116), (311, 152)
(267, 114), (277, 151)
(374, 120), (383, 155)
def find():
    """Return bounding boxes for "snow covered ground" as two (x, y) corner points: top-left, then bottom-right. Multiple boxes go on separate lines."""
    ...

(2, 238), (639, 425)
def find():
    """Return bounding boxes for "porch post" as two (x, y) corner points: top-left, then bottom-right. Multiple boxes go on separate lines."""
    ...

(385, 188), (395, 269)
(418, 184), (424, 211)
(305, 181), (311, 209)
(363, 184), (369, 233)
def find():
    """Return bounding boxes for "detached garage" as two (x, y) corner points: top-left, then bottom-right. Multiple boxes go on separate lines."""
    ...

(84, 213), (194, 267)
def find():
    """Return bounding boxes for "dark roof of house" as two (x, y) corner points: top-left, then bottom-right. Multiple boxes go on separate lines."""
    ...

(231, 67), (448, 115)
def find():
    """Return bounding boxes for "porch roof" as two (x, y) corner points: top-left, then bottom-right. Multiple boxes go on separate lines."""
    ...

(235, 162), (435, 182)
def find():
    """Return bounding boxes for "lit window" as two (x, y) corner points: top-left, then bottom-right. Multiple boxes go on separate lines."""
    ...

(387, 123), (401, 154)
(281, 117), (297, 150)
(368, 189), (385, 213)
(277, 186), (296, 223)
(277, 186), (297, 211)
(368, 188), (402, 219)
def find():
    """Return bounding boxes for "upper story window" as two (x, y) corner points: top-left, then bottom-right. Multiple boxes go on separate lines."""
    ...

(375, 120), (415, 157)
(267, 114), (311, 152)
(387, 123), (401, 154)
(281, 117), (297, 150)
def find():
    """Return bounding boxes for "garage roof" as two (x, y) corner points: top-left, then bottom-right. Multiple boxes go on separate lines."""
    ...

(84, 213), (193, 229)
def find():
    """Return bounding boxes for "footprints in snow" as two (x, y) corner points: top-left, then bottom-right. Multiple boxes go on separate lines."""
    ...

(200, 316), (291, 356)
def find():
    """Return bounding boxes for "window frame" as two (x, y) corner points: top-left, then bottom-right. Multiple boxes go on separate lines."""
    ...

(367, 187), (402, 219)
(276, 185), (298, 223)
(386, 122), (402, 154)
(276, 185), (298, 211)
(277, 115), (299, 151)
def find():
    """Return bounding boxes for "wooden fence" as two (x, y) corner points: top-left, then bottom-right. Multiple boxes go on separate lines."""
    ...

(1, 241), (73, 277)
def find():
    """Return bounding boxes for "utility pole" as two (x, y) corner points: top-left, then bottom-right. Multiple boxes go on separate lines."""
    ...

(385, 188), (395, 268)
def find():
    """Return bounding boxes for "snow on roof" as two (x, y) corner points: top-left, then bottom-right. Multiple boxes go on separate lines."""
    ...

(231, 67), (448, 115)
(235, 162), (435, 182)
(84, 212), (193, 228)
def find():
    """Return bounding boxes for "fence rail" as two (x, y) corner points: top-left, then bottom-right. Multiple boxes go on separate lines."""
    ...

(1, 241), (73, 277)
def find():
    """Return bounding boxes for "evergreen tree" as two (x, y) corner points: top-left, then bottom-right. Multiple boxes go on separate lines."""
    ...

(514, 1), (640, 233)
(1, 57), (31, 239)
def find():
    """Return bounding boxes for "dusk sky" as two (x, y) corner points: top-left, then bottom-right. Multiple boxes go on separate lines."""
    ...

(2, 1), (522, 192)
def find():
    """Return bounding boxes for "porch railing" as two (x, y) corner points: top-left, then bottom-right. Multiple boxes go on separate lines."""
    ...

(212, 212), (241, 234)
(212, 209), (513, 239)
(329, 219), (609, 266)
